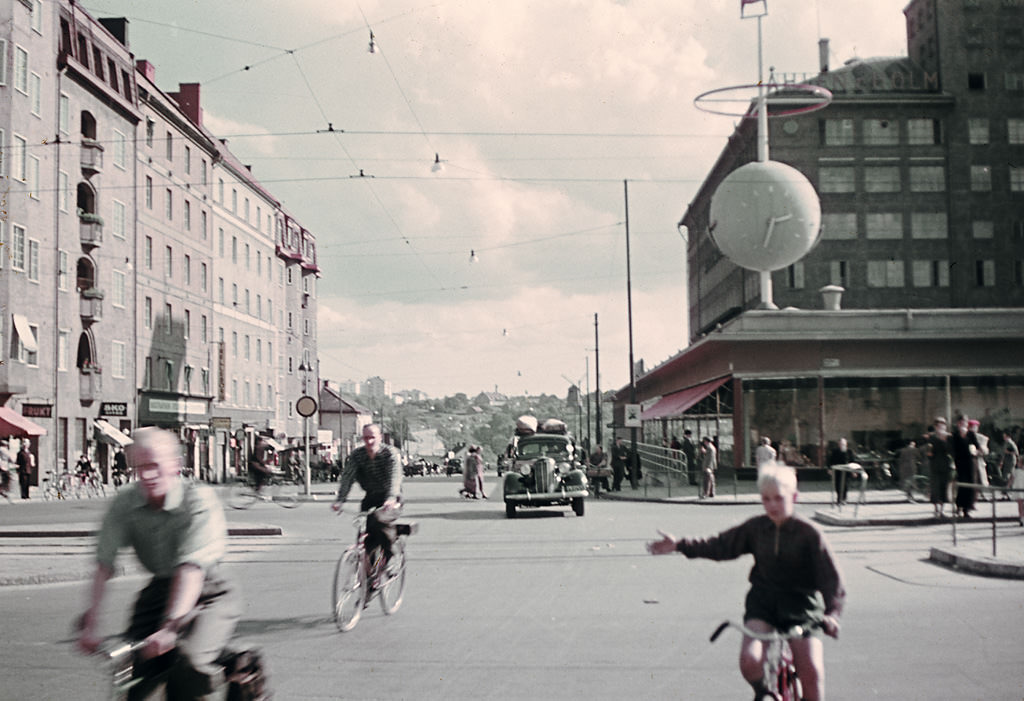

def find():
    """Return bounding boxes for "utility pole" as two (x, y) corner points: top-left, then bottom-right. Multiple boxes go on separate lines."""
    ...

(594, 313), (601, 447)
(625, 180), (639, 490)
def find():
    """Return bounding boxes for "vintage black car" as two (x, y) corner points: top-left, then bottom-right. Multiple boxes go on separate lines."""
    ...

(502, 429), (587, 518)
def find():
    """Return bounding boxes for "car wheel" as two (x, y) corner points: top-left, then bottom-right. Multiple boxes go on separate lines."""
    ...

(571, 497), (584, 517)
(505, 501), (516, 519)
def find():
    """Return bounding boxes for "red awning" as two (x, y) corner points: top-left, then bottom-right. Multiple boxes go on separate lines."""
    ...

(0, 407), (48, 438)
(640, 377), (730, 420)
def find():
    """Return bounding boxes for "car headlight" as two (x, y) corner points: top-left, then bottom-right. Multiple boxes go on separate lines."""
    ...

(517, 461), (532, 476)
(556, 461), (571, 475)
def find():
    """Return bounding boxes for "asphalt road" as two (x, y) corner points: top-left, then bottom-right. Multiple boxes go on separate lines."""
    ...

(0, 475), (1021, 699)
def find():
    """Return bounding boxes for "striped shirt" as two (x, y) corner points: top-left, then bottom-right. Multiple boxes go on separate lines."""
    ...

(335, 444), (403, 509)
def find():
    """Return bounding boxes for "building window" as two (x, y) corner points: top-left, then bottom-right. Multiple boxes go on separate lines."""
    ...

(868, 211), (901, 239)
(145, 176), (153, 209)
(14, 46), (28, 94)
(1009, 118), (1024, 144)
(232, 331), (238, 357)
(18, 323), (39, 366)
(829, 260), (848, 287)
(144, 297), (152, 328)
(113, 200), (126, 238)
(27, 239), (39, 281)
(1010, 165), (1024, 192)
(112, 341), (126, 378)
(972, 221), (994, 239)
(256, 338), (262, 364)
(144, 357), (152, 388)
(12, 134), (26, 181)
(58, 250), (70, 291)
(970, 165), (992, 191)
(184, 145), (191, 174)
(112, 270), (125, 307)
(113, 130), (127, 168)
(1005, 72), (1024, 90)
(201, 262), (208, 292)
(819, 166), (856, 193)
(968, 118), (989, 145)
(165, 131), (173, 161)
(1015, 261), (1024, 287)
(232, 283), (238, 307)
(201, 314), (208, 343)
(218, 277), (224, 304)
(975, 260), (996, 287)
(910, 212), (948, 239)
(165, 189), (173, 220)
(165, 360), (174, 391)
(967, 72), (986, 90)
(59, 94), (69, 133)
(821, 213), (857, 240)
(11, 224), (26, 270)
(165, 245), (173, 278)
(909, 165), (945, 192)
(184, 309), (191, 339)
(30, 73), (40, 115)
(201, 159), (208, 186)
(164, 303), (172, 334)
(244, 335), (250, 361)
(907, 118), (941, 145)
(863, 119), (898, 145)
(864, 166), (900, 192)
(231, 236), (237, 263)
(201, 210), (208, 240)
(821, 119), (854, 146)
(912, 260), (950, 287)
(145, 119), (154, 147)
(184, 200), (191, 230)
(867, 260), (905, 288)
(231, 189), (238, 213)
(184, 254), (191, 285)
(202, 368), (210, 395)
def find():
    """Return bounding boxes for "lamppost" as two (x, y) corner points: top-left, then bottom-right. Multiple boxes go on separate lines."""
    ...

(296, 359), (317, 496)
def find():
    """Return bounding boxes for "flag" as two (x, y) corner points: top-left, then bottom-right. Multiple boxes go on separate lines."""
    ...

(741, 0), (768, 18)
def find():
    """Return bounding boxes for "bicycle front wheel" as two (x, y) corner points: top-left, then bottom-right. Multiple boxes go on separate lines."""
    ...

(227, 480), (257, 510)
(332, 548), (366, 632)
(268, 482), (300, 509)
(379, 539), (407, 615)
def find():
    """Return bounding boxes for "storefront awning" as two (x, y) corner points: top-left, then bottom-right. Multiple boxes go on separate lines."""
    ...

(93, 419), (133, 447)
(12, 314), (38, 353)
(0, 407), (47, 437)
(641, 377), (731, 420)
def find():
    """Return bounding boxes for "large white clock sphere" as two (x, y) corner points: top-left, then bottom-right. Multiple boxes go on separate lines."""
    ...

(709, 160), (822, 272)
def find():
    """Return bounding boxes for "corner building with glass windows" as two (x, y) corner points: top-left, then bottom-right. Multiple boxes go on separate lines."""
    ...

(618, 0), (1024, 470)
(0, 1), (319, 485)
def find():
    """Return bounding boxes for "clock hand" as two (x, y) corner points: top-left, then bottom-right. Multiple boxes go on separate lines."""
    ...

(762, 214), (793, 248)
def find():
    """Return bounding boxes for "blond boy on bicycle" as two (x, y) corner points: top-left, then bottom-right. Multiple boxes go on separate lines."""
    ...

(648, 462), (845, 701)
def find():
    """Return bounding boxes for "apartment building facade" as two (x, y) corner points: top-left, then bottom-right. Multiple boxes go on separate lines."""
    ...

(0, 0), (319, 483)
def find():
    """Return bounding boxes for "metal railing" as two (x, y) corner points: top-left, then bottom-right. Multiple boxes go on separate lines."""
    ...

(951, 481), (1024, 557)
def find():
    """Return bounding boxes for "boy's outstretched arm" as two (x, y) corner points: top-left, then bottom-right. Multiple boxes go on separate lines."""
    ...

(647, 529), (677, 555)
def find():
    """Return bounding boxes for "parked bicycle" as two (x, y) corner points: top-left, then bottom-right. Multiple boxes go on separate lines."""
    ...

(711, 620), (810, 701)
(227, 472), (301, 509)
(42, 469), (75, 500)
(331, 508), (417, 632)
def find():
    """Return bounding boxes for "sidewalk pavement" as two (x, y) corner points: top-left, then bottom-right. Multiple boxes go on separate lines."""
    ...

(598, 480), (1024, 580)
(1, 482), (1022, 585)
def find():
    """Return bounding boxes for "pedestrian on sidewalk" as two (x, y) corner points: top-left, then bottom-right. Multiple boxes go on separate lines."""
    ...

(755, 436), (776, 472)
(968, 419), (991, 500)
(897, 439), (920, 499)
(951, 416), (980, 518)
(700, 436), (717, 499)
(926, 418), (953, 517)
(682, 430), (697, 485)
(610, 437), (628, 492)
(828, 437), (860, 506)
(16, 443), (33, 500)
(998, 432), (1019, 490)
(1009, 456), (1024, 526)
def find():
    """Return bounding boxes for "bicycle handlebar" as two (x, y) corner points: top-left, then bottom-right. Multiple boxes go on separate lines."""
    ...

(710, 620), (810, 643)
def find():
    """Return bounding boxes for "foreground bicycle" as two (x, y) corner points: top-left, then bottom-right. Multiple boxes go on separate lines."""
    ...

(95, 635), (268, 700)
(331, 508), (418, 632)
(227, 472), (301, 509)
(711, 620), (810, 701)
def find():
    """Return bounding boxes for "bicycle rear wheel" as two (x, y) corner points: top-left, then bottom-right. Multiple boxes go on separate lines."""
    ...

(332, 548), (366, 632)
(379, 539), (407, 615)
(227, 481), (257, 510)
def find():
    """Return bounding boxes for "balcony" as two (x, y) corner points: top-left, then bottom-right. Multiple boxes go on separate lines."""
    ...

(78, 211), (104, 248)
(79, 288), (104, 323)
(79, 365), (102, 403)
(81, 139), (104, 176)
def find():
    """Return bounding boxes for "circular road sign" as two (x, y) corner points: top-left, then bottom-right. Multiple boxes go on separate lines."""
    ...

(296, 395), (318, 417)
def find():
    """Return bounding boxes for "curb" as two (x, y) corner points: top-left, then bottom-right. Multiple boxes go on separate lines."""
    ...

(928, 547), (1024, 579)
(0, 526), (283, 538)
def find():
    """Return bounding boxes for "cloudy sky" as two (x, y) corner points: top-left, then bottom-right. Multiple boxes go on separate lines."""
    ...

(84, 0), (907, 399)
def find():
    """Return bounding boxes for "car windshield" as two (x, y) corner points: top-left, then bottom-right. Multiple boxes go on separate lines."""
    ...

(517, 439), (570, 460)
